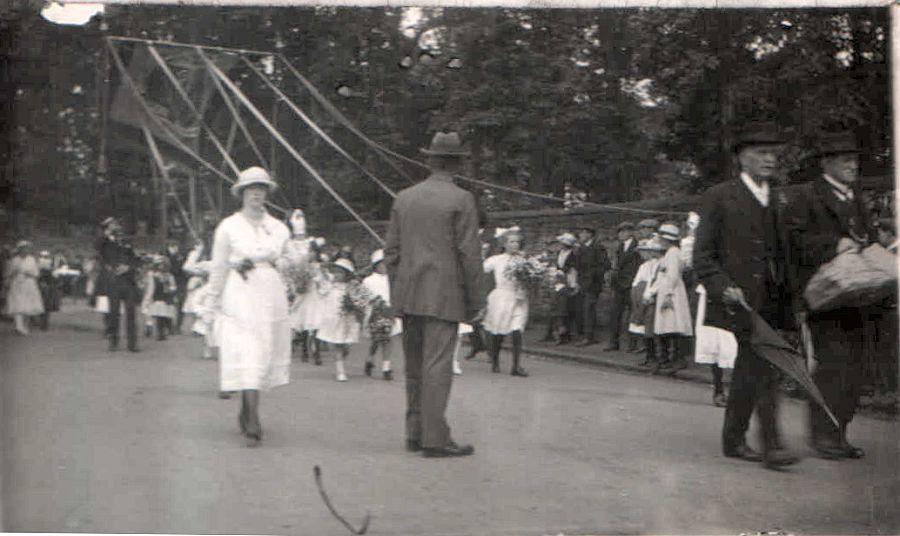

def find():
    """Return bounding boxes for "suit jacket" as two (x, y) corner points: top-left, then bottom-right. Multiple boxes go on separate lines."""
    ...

(693, 178), (792, 333)
(165, 247), (188, 287)
(783, 176), (873, 313)
(613, 239), (642, 292)
(384, 174), (485, 323)
(574, 240), (611, 295)
(97, 235), (140, 285)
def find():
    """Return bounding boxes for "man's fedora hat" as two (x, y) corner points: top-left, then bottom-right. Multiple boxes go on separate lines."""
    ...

(420, 132), (471, 157)
(231, 166), (278, 198)
(732, 122), (787, 153)
(815, 131), (860, 158)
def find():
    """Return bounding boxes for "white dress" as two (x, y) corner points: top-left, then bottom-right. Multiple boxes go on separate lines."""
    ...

(181, 248), (208, 314)
(482, 253), (529, 335)
(361, 272), (403, 338)
(282, 239), (318, 333)
(314, 280), (361, 345)
(207, 212), (292, 391)
(4, 255), (45, 316)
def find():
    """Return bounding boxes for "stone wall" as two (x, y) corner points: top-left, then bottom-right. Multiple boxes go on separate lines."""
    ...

(308, 194), (702, 323)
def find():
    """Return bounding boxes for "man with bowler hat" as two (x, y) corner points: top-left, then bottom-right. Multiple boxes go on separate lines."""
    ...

(693, 121), (799, 470)
(785, 131), (880, 460)
(96, 217), (141, 352)
(384, 131), (484, 458)
(605, 221), (641, 351)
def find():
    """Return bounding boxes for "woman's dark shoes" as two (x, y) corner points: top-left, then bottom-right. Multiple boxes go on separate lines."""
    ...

(218, 391), (232, 399)
(764, 448), (800, 470)
(422, 441), (474, 458)
(244, 420), (262, 447)
(713, 393), (727, 408)
(238, 408), (248, 435)
(383, 370), (393, 381)
(724, 444), (763, 462)
(364, 361), (374, 377)
(511, 366), (529, 377)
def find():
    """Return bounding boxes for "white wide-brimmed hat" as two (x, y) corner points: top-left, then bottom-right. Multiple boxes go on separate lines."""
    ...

(334, 258), (355, 273)
(231, 167), (278, 198)
(556, 232), (577, 247)
(370, 249), (385, 265)
(658, 223), (681, 242)
(638, 237), (666, 252)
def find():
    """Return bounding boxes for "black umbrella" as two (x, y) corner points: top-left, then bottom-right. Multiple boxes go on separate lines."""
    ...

(739, 299), (840, 428)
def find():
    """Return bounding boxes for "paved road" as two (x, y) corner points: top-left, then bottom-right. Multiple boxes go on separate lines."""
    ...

(2, 308), (898, 535)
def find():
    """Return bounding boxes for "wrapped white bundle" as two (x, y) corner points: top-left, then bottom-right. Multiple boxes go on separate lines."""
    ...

(693, 284), (737, 369)
(804, 243), (897, 313)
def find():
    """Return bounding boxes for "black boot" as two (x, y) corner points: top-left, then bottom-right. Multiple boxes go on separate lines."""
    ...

(639, 337), (656, 367)
(299, 332), (310, 362)
(510, 331), (528, 377)
(490, 335), (502, 373)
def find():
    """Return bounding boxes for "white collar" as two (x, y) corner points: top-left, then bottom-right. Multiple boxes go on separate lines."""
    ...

(823, 174), (853, 201)
(740, 172), (770, 208)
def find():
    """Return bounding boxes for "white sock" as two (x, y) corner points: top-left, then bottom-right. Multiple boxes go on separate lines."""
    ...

(382, 359), (391, 372)
(335, 360), (346, 376)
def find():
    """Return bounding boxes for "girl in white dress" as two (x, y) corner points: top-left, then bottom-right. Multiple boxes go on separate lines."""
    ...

(646, 223), (693, 374)
(140, 255), (177, 340)
(207, 167), (293, 447)
(4, 240), (44, 335)
(361, 249), (401, 380)
(482, 228), (529, 377)
(315, 258), (361, 382)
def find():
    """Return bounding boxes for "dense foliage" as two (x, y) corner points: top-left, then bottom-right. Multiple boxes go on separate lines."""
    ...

(1, 6), (890, 236)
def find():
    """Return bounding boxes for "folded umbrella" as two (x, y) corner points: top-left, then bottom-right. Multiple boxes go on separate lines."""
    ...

(737, 299), (840, 428)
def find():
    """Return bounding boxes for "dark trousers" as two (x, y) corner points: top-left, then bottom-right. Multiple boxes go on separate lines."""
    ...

(402, 315), (458, 448)
(608, 288), (631, 348)
(722, 341), (781, 454)
(174, 282), (187, 331)
(107, 277), (139, 349)
(807, 312), (867, 442)
(580, 291), (599, 342)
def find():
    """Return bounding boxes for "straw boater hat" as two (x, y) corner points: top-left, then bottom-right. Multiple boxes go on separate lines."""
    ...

(419, 132), (471, 157)
(658, 223), (681, 242)
(334, 258), (355, 274)
(556, 232), (577, 247)
(370, 249), (385, 265)
(231, 167), (278, 198)
(638, 237), (667, 252)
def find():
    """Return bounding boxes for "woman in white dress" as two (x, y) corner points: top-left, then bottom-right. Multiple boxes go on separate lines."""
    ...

(482, 227), (529, 377)
(646, 223), (693, 374)
(4, 240), (45, 335)
(207, 167), (292, 447)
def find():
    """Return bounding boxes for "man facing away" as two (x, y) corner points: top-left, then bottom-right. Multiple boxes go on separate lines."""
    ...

(693, 121), (800, 470)
(384, 131), (485, 458)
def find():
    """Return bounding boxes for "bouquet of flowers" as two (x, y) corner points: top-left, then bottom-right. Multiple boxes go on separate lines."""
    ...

(368, 296), (395, 344)
(504, 255), (556, 291)
(281, 261), (315, 300)
(341, 281), (374, 324)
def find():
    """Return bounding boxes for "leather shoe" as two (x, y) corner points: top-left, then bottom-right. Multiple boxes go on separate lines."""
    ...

(406, 439), (422, 452)
(364, 361), (374, 377)
(764, 448), (800, 469)
(812, 442), (846, 460)
(422, 442), (474, 458)
(724, 444), (763, 462)
(841, 441), (865, 459)
(511, 366), (529, 377)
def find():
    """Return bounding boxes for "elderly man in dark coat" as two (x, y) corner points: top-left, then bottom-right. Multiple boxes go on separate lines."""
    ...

(384, 132), (484, 458)
(693, 122), (799, 470)
(97, 217), (141, 352)
(605, 221), (641, 351)
(784, 132), (882, 460)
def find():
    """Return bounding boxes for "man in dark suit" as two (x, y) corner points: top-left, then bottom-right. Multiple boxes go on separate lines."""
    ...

(605, 221), (641, 351)
(164, 235), (187, 334)
(693, 122), (799, 470)
(96, 218), (141, 352)
(384, 131), (484, 458)
(784, 132), (880, 460)
(574, 228), (611, 347)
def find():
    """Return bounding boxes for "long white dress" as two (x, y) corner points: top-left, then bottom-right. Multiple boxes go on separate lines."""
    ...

(207, 212), (292, 391)
(4, 255), (45, 316)
(361, 272), (403, 338)
(182, 247), (208, 314)
(482, 253), (529, 335)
